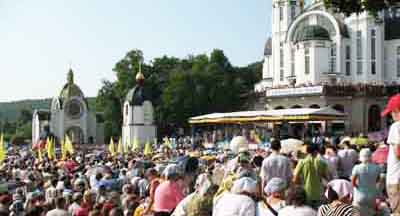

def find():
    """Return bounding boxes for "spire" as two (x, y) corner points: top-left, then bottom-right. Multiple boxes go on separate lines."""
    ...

(67, 68), (74, 84)
(135, 60), (145, 84)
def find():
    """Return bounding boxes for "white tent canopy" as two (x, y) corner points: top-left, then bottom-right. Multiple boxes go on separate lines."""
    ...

(189, 107), (346, 124)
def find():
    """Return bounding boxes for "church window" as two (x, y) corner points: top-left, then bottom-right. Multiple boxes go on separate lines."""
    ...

(356, 31), (363, 75)
(330, 43), (337, 73)
(290, 4), (296, 20)
(397, 46), (400, 77)
(291, 48), (295, 76)
(305, 47), (310, 75)
(371, 29), (376, 75)
(345, 45), (351, 76)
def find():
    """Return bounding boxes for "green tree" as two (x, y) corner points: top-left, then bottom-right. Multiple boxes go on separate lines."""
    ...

(323, 0), (398, 16)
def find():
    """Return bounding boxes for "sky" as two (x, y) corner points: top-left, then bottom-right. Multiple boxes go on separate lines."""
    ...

(0, 0), (273, 102)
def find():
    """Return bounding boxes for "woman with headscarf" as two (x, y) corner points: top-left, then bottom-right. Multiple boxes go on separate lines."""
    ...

(172, 173), (217, 216)
(153, 165), (184, 216)
(351, 148), (381, 215)
(318, 179), (360, 216)
(278, 186), (316, 216)
(213, 177), (257, 216)
(256, 177), (286, 216)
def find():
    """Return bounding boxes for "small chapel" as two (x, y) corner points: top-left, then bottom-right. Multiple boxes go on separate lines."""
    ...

(32, 69), (104, 144)
(122, 65), (156, 149)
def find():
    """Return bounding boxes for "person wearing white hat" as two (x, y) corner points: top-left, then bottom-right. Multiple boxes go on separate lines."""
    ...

(213, 177), (257, 216)
(351, 148), (381, 216)
(318, 179), (359, 216)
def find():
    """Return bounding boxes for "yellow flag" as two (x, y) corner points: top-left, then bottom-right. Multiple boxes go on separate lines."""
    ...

(163, 137), (172, 149)
(61, 139), (67, 160)
(65, 135), (74, 155)
(117, 137), (124, 154)
(46, 137), (55, 160)
(144, 140), (152, 156)
(0, 134), (5, 163)
(38, 147), (43, 162)
(124, 139), (130, 154)
(132, 137), (139, 152)
(109, 138), (116, 156)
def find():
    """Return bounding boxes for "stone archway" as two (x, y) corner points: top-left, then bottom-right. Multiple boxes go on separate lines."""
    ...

(66, 126), (84, 144)
(368, 105), (381, 132)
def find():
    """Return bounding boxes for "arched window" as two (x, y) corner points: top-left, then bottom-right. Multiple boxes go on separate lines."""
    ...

(310, 104), (320, 109)
(332, 104), (345, 113)
(291, 105), (302, 109)
(291, 14), (337, 42)
(275, 106), (285, 110)
(368, 105), (381, 132)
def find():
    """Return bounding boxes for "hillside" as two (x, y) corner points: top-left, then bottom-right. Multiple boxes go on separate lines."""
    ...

(0, 98), (97, 122)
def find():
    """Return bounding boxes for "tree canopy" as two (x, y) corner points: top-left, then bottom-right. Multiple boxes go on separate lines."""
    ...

(323, 0), (399, 16)
(96, 49), (262, 140)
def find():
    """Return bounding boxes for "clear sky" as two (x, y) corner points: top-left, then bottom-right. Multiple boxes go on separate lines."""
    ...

(0, 0), (273, 102)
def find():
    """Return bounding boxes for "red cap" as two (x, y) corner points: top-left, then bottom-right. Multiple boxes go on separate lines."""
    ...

(382, 94), (400, 117)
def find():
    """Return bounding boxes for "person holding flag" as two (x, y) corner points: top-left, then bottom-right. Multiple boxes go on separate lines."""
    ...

(109, 137), (116, 157)
(144, 140), (153, 156)
(46, 137), (55, 160)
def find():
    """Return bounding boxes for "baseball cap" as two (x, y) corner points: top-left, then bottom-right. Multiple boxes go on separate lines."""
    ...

(381, 94), (400, 117)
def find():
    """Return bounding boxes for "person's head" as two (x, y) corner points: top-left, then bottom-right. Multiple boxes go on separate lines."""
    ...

(264, 178), (286, 199)
(359, 148), (372, 163)
(145, 168), (159, 181)
(231, 177), (257, 197)
(270, 139), (281, 152)
(382, 94), (400, 121)
(238, 151), (251, 168)
(95, 173), (103, 181)
(286, 186), (306, 207)
(55, 197), (66, 209)
(306, 144), (319, 155)
(162, 164), (179, 181)
(325, 179), (353, 204)
(73, 192), (83, 204)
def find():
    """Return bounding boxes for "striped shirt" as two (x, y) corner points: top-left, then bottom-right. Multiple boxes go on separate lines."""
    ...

(318, 203), (360, 216)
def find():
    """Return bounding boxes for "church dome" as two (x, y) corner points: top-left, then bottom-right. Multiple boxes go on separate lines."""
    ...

(295, 25), (331, 43)
(125, 66), (151, 105)
(59, 69), (85, 100)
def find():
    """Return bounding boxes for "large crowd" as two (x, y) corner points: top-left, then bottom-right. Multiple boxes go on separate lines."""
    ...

(2, 94), (400, 216)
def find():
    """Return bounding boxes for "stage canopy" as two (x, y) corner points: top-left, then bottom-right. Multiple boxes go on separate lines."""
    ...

(189, 107), (346, 124)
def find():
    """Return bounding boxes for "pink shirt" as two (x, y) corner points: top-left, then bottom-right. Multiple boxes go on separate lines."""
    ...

(153, 180), (184, 212)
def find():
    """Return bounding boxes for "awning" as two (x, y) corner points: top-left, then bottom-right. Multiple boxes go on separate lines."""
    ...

(189, 107), (346, 124)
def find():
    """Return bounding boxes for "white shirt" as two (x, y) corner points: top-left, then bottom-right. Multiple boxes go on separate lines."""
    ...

(278, 206), (317, 216)
(387, 121), (400, 185)
(46, 208), (70, 216)
(338, 148), (358, 178)
(213, 192), (256, 216)
(260, 152), (292, 185)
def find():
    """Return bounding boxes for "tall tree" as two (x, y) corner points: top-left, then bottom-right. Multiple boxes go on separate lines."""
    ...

(323, 0), (399, 16)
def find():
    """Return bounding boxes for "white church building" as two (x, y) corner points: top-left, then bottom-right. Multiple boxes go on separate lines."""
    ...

(255, 0), (400, 134)
(32, 69), (104, 144)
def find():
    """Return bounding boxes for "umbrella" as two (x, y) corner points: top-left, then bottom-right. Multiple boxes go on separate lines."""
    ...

(280, 138), (304, 154)
(354, 137), (369, 146)
(230, 136), (249, 154)
(372, 145), (389, 165)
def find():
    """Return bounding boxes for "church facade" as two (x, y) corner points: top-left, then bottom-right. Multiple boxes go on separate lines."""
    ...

(32, 69), (104, 144)
(254, 0), (400, 134)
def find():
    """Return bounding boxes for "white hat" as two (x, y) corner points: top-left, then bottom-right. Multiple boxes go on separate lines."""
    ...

(231, 177), (257, 195)
(359, 148), (372, 162)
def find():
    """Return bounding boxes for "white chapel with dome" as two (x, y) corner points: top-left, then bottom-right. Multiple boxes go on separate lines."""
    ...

(32, 69), (104, 144)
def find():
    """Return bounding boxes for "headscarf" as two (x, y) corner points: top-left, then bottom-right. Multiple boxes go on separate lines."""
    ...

(359, 148), (372, 163)
(264, 177), (286, 195)
(162, 164), (179, 179)
(325, 179), (353, 200)
(231, 177), (257, 195)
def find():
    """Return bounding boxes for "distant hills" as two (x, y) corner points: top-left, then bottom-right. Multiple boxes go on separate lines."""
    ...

(0, 98), (96, 122)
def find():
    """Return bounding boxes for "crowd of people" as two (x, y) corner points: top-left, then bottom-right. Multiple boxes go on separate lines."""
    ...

(1, 95), (400, 216)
